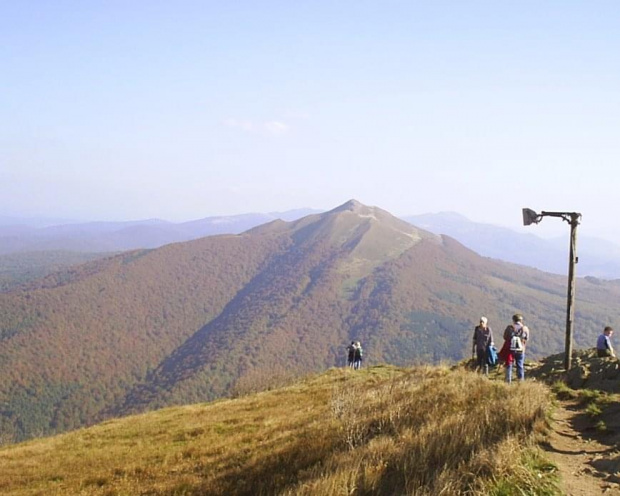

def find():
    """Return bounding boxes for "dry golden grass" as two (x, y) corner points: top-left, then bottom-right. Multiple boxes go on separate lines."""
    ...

(0, 365), (557, 495)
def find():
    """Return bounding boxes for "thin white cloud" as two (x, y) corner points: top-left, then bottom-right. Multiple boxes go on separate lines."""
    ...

(264, 121), (289, 135)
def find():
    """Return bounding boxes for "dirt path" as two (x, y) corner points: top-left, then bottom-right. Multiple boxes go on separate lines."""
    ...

(544, 400), (620, 495)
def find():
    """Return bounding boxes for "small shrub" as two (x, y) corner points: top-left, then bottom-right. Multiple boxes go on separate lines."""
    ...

(330, 385), (366, 449)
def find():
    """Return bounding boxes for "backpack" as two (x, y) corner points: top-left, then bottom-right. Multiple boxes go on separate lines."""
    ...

(509, 326), (524, 352)
(486, 344), (499, 366)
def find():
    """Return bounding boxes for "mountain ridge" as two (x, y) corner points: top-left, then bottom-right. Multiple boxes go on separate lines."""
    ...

(115, 201), (434, 413)
(4, 207), (620, 280)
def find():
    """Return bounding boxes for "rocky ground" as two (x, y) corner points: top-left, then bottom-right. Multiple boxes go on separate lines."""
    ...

(529, 349), (620, 393)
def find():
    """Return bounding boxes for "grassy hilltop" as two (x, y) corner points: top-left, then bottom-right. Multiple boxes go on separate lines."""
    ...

(0, 365), (557, 496)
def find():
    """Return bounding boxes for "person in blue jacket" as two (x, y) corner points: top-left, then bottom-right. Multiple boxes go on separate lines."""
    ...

(597, 326), (615, 358)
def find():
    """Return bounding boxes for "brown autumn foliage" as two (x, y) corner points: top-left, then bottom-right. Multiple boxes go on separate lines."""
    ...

(0, 233), (287, 442)
(0, 250), (110, 292)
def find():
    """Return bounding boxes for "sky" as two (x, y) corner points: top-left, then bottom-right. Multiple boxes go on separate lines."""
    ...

(2, 1), (620, 242)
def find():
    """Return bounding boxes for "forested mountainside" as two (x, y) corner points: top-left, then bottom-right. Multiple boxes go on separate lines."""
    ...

(2, 200), (620, 443)
(0, 251), (111, 292)
(0, 233), (286, 443)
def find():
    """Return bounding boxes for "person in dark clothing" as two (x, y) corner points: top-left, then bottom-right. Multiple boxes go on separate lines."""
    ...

(472, 317), (494, 376)
(346, 341), (356, 367)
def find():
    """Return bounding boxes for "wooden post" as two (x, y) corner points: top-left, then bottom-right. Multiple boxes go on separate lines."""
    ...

(564, 214), (579, 371)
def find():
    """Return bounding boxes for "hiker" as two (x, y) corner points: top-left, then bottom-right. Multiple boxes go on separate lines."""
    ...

(353, 341), (363, 370)
(472, 317), (494, 376)
(500, 314), (529, 383)
(597, 326), (615, 358)
(346, 341), (356, 368)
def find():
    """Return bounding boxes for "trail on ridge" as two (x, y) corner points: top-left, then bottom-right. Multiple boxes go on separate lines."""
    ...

(544, 399), (620, 495)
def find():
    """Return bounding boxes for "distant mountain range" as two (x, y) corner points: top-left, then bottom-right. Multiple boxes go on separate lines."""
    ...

(2, 208), (619, 280)
(404, 212), (620, 279)
(0, 209), (321, 254)
(2, 200), (620, 443)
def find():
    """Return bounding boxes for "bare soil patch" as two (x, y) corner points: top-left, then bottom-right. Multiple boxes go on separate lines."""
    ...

(544, 400), (620, 495)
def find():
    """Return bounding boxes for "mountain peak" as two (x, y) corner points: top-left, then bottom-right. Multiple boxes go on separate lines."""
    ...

(328, 199), (368, 214)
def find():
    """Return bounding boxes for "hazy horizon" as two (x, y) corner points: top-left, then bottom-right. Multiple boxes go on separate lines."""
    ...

(1, 202), (612, 248)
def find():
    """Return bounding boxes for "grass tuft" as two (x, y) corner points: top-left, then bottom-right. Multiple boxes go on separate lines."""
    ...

(550, 381), (578, 400)
(595, 420), (608, 432)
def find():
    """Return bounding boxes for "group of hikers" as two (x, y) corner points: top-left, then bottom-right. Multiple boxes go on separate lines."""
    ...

(474, 314), (617, 382)
(346, 341), (363, 369)
(345, 314), (615, 378)
(472, 313), (530, 383)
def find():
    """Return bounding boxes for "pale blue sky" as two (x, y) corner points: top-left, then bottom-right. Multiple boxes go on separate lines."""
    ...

(2, 1), (619, 242)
